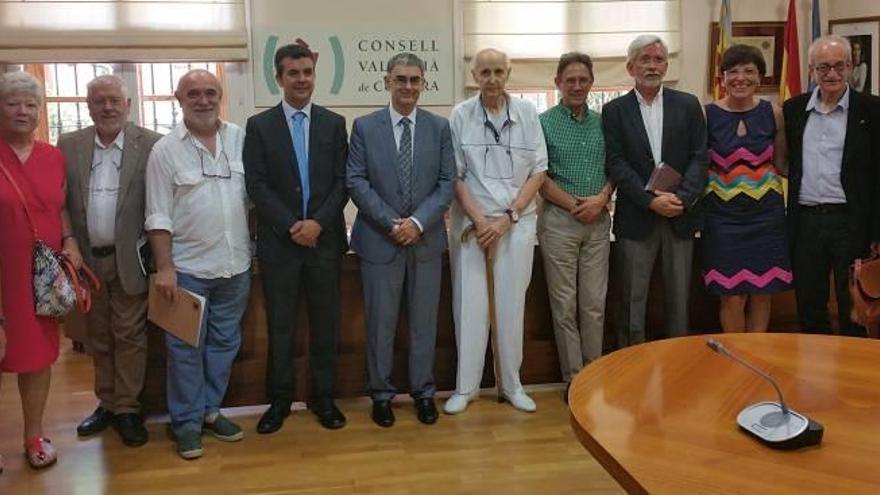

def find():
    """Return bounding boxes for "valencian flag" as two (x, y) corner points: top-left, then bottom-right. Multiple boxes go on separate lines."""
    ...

(712, 0), (733, 100)
(779, 0), (802, 101)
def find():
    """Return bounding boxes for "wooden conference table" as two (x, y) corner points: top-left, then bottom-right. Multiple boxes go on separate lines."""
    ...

(569, 333), (880, 494)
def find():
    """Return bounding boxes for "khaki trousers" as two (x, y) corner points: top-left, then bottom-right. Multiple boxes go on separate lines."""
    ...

(87, 253), (148, 414)
(538, 204), (610, 383)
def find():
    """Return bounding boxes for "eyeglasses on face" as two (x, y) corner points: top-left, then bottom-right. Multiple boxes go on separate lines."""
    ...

(814, 62), (850, 75)
(391, 75), (424, 87)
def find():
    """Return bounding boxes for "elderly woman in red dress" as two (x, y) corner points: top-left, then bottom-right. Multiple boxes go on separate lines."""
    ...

(0, 71), (82, 472)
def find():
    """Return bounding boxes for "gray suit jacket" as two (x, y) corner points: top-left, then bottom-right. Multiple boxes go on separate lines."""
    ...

(59, 123), (162, 295)
(346, 107), (455, 264)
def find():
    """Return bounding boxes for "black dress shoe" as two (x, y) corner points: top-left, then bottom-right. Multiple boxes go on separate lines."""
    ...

(310, 403), (346, 430)
(113, 413), (148, 447)
(257, 402), (291, 434)
(414, 398), (438, 425)
(371, 400), (395, 428)
(77, 407), (115, 436)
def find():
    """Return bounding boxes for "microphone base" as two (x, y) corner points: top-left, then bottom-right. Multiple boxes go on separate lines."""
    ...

(736, 401), (824, 450)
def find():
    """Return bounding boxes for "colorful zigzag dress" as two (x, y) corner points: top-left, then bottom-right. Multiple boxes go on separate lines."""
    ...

(701, 100), (793, 295)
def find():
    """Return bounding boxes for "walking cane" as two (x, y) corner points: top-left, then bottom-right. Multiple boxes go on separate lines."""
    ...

(461, 224), (504, 402)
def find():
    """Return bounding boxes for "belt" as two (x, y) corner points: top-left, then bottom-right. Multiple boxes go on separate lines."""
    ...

(799, 203), (847, 214)
(91, 246), (116, 257)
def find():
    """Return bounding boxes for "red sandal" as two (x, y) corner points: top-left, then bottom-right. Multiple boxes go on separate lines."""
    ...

(24, 437), (57, 469)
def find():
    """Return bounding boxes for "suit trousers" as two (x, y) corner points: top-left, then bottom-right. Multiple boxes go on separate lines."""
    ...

(166, 270), (250, 435)
(450, 215), (537, 397)
(793, 209), (866, 337)
(87, 253), (148, 414)
(262, 253), (341, 407)
(616, 216), (693, 347)
(538, 205), (610, 383)
(360, 249), (441, 402)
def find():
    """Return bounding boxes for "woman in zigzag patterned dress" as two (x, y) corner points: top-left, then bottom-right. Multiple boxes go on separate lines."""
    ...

(702, 45), (792, 332)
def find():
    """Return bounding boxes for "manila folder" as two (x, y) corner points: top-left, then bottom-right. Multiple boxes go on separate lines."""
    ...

(147, 277), (206, 347)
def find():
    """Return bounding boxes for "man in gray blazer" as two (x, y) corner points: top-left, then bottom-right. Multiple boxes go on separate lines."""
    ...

(346, 52), (455, 427)
(59, 75), (161, 447)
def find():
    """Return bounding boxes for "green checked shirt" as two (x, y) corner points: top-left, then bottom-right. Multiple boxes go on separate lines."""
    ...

(539, 103), (606, 197)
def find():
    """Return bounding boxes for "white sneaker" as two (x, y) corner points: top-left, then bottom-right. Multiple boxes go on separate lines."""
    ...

(443, 391), (479, 415)
(504, 391), (537, 413)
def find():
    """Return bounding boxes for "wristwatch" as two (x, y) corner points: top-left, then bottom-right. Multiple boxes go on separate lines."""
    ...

(505, 208), (520, 223)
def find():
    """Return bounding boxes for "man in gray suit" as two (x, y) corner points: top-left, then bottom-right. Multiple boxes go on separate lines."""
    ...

(59, 75), (161, 446)
(346, 52), (455, 427)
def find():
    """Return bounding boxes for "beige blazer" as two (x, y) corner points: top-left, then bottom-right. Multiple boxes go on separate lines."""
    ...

(59, 123), (162, 296)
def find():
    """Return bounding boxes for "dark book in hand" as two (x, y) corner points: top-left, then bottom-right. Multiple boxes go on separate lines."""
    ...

(645, 162), (682, 194)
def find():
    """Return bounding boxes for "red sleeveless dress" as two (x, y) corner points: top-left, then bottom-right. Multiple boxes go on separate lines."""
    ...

(0, 139), (65, 373)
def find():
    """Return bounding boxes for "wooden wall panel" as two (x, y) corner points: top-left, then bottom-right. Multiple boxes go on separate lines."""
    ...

(141, 241), (801, 412)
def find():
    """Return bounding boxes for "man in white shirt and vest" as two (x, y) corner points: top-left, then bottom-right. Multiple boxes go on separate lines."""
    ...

(145, 70), (251, 460)
(59, 75), (161, 447)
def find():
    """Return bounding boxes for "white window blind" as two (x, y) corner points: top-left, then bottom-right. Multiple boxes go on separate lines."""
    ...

(463, 0), (681, 89)
(0, 0), (248, 63)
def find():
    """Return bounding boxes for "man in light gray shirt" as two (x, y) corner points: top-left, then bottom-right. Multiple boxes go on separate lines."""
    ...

(783, 35), (880, 337)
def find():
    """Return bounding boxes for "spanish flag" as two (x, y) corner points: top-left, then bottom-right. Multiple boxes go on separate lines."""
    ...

(712, 0), (733, 100)
(779, 0), (802, 101)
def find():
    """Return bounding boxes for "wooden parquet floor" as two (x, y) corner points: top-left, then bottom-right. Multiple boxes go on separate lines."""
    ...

(0, 342), (622, 495)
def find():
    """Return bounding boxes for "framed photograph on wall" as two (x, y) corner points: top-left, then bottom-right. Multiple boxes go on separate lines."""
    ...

(708, 22), (785, 94)
(829, 17), (880, 95)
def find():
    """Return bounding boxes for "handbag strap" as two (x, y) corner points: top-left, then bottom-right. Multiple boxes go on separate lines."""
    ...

(0, 156), (39, 240)
(58, 255), (102, 313)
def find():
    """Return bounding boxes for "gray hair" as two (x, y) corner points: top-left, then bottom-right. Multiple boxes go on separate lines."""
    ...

(0, 71), (44, 104)
(808, 34), (853, 65)
(627, 35), (668, 64)
(87, 74), (129, 99)
(387, 52), (426, 75)
(471, 48), (510, 70)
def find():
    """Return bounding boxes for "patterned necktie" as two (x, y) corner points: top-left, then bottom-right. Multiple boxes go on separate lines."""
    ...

(291, 111), (310, 216)
(398, 117), (413, 214)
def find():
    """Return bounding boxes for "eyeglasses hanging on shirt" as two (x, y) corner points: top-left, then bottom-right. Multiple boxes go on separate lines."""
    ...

(190, 132), (232, 179)
(480, 100), (516, 180)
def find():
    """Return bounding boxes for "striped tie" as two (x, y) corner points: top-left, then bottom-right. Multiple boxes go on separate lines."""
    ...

(398, 117), (413, 214)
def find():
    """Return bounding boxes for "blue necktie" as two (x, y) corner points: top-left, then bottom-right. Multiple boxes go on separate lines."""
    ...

(398, 117), (413, 214)
(291, 111), (310, 216)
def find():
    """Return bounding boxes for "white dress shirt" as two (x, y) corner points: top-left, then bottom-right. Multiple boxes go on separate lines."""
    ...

(635, 86), (664, 166)
(449, 94), (548, 218)
(87, 130), (124, 247)
(145, 121), (251, 279)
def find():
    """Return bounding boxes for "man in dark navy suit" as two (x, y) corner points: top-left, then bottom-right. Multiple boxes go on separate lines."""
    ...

(243, 44), (349, 433)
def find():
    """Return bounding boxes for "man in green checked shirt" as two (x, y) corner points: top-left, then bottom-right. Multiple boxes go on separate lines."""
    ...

(537, 52), (613, 401)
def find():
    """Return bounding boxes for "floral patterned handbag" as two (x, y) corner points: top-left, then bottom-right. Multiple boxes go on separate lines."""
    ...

(0, 157), (99, 317)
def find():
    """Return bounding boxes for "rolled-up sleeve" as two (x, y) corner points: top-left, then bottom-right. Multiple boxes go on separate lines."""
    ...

(144, 145), (174, 233)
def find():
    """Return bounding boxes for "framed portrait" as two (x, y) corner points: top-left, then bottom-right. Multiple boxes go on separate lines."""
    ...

(707, 22), (785, 94)
(829, 17), (880, 95)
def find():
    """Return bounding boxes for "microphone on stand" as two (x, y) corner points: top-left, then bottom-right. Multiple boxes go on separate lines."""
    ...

(706, 339), (823, 450)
